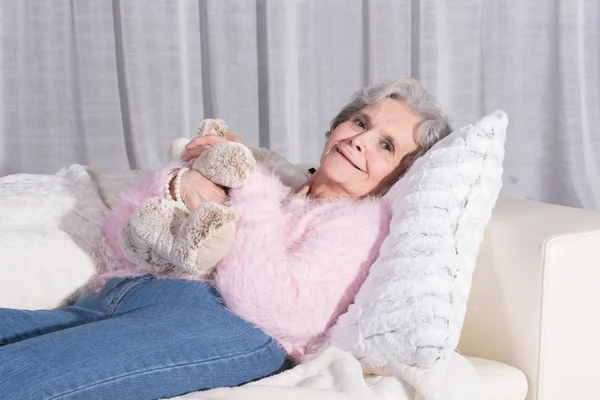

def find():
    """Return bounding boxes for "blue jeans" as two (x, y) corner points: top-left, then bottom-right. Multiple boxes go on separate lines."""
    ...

(0, 276), (289, 399)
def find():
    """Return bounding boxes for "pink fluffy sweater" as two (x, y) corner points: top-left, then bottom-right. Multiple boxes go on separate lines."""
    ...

(103, 164), (391, 358)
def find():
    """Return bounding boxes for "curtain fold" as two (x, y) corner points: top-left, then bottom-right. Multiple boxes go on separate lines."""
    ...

(1, 0), (599, 209)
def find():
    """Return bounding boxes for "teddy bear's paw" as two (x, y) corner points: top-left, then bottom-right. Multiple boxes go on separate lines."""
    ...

(119, 197), (189, 269)
(193, 142), (256, 188)
(119, 215), (178, 275)
(197, 119), (228, 137)
(171, 202), (237, 277)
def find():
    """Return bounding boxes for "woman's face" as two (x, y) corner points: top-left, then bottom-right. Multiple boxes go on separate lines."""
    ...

(319, 98), (420, 197)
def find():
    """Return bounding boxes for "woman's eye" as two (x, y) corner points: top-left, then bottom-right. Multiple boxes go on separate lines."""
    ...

(354, 118), (366, 130)
(381, 140), (393, 152)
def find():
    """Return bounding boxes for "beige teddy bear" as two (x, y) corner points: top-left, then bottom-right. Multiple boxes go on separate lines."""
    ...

(117, 119), (255, 279)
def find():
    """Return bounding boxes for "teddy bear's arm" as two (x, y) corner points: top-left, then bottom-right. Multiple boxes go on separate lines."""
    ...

(103, 161), (184, 260)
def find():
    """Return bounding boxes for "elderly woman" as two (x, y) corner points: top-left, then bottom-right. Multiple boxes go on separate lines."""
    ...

(0, 78), (451, 399)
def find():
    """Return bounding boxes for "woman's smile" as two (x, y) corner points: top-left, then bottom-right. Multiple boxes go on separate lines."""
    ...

(335, 145), (365, 172)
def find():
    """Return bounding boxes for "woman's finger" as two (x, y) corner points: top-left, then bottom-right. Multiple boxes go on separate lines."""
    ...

(295, 184), (310, 197)
(185, 136), (210, 150)
(182, 146), (206, 161)
(182, 136), (231, 161)
(225, 132), (242, 143)
(184, 135), (222, 150)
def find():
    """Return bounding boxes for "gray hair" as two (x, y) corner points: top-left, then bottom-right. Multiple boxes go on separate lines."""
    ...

(330, 78), (452, 179)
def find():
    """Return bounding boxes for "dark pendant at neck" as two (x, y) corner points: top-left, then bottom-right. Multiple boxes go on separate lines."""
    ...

(308, 168), (316, 175)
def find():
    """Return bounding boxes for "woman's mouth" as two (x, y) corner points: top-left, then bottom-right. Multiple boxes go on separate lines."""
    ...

(335, 147), (364, 172)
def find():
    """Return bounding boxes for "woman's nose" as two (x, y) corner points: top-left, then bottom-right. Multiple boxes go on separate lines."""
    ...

(350, 136), (364, 153)
(350, 131), (371, 153)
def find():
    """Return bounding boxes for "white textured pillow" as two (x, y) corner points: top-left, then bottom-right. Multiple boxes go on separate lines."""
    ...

(328, 110), (507, 397)
(0, 166), (147, 310)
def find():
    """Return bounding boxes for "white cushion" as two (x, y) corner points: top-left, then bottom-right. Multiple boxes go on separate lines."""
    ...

(0, 228), (96, 309)
(328, 111), (507, 398)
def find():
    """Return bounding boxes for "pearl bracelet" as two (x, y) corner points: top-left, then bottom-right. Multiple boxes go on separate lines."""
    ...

(163, 170), (177, 200)
(174, 167), (190, 203)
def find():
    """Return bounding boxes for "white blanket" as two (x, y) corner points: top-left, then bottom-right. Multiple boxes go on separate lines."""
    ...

(183, 347), (414, 400)
(0, 165), (477, 400)
(192, 347), (478, 400)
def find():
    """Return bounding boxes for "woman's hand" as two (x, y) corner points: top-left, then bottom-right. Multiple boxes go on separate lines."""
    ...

(182, 132), (253, 162)
(172, 169), (227, 211)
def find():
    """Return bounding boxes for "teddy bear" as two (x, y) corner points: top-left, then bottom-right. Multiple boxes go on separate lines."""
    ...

(117, 119), (256, 279)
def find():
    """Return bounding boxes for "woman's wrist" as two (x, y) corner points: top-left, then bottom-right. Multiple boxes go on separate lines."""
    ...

(164, 170), (177, 200)
(165, 168), (190, 202)
(173, 167), (190, 202)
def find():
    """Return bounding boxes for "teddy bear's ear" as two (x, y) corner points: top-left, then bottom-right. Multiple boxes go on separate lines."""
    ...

(197, 119), (228, 137)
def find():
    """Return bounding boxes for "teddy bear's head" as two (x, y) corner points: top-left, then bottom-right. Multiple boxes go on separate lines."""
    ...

(197, 119), (229, 137)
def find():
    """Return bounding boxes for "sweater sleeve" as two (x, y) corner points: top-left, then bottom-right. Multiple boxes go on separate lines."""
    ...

(215, 167), (390, 357)
(102, 161), (184, 266)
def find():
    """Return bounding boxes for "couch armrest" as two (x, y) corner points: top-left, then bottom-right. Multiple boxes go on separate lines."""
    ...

(458, 196), (600, 400)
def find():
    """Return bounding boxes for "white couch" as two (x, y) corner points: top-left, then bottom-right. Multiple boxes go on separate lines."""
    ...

(458, 196), (600, 400)
(2, 164), (599, 399)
